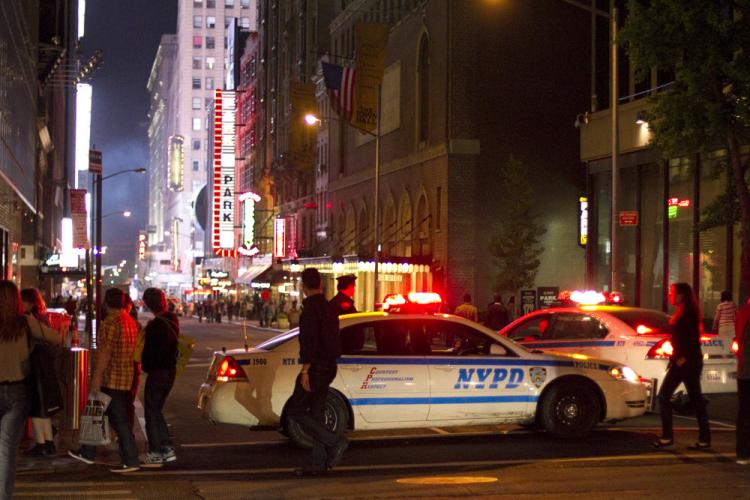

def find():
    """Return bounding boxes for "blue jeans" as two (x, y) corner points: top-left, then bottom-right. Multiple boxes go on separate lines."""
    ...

(81, 388), (139, 467)
(144, 369), (175, 453)
(0, 382), (31, 500)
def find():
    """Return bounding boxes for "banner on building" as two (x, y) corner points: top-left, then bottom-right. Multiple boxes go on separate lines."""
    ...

(351, 23), (390, 133)
(212, 89), (238, 257)
(70, 189), (88, 248)
(290, 82), (317, 171)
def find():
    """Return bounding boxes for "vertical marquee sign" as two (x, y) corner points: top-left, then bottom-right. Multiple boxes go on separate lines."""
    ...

(238, 192), (261, 256)
(168, 135), (184, 192)
(213, 89), (238, 256)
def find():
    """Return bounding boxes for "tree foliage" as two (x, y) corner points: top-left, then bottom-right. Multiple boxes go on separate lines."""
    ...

(619, 0), (750, 299)
(489, 155), (546, 294)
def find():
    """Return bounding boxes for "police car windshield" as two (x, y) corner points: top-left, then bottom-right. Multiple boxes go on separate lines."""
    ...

(607, 309), (671, 335)
(255, 329), (299, 350)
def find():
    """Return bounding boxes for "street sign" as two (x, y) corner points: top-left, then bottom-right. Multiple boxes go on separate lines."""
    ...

(537, 287), (559, 309)
(521, 290), (537, 315)
(89, 149), (102, 174)
(70, 189), (88, 248)
(619, 211), (639, 226)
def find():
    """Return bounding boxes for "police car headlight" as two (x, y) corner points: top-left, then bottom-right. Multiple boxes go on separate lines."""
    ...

(609, 365), (639, 383)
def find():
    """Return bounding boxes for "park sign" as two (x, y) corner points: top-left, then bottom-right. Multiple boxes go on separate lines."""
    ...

(212, 89), (237, 257)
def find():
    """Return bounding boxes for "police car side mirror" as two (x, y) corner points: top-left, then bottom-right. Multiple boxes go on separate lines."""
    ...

(490, 344), (507, 356)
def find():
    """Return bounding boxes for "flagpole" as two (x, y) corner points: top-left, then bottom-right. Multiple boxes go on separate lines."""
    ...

(373, 85), (381, 310)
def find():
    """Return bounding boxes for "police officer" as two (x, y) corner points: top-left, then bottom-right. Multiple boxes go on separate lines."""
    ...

(287, 268), (348, 476)
(330, 274), (357, 315)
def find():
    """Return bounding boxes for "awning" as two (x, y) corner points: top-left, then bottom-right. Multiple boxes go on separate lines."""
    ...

(236, 255), (273, 284)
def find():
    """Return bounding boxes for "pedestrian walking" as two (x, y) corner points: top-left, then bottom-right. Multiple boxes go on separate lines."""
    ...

(121, 294), (141, 432)
(454, 293), (479, 322)
(0, 281), (61, 499)
(139, 288), (179, 468)
(485, 294), (510, 331)
(653, 283), (711, 450)
(68, 288), (141, 473)
(712, 290), (737, 342)
(735, 298), (750, 465)
(20, 288), (58, 457)
(330, 275), (357, 316)
(287, 268), (348, 476)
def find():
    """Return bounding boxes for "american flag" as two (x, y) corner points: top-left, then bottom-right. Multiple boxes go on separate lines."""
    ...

(322, 61), (356, 120)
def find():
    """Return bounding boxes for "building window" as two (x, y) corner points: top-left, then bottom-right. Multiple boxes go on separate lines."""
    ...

(225, 16), (234, 28)
(194, 0), (202, 7)
(206, 77), (214, 90)
(192, 139), (201, 150)
(192, 56), (202, 69)
(417, 34), (430, 143)
(192, 77), (201, 89)
(239, 16), (251, 28)
(206, 16), (216, 28)
(206, 36), (215, 49)
(205, 97), (213, 109)
(192, 97), (202, 110)
(240, 0), (250, 7)
(193, 35), (202, 49)
(206, 0), (215, 7)
(192, 118), (202, 130)
(205, 56), (215, 69)
(192, 159), (200, 171)
(193, 15), (202, 28)
(225, 0), (234, 7)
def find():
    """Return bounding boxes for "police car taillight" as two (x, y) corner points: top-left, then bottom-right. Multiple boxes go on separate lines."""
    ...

(216, 356), (247, 382)
(646, 339), (673, 359)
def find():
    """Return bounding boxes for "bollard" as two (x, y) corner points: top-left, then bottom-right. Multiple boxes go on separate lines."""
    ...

(62, 347), (89, 430)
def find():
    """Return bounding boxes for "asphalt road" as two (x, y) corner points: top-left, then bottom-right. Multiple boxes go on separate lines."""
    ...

(15, 315), (750, 499)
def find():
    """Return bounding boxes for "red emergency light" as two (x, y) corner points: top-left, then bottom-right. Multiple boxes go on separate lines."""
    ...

(382, 292), (442, 313)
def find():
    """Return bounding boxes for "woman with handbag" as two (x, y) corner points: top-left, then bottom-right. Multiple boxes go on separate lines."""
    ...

(139, 288), (179, 468)
(0, 281), (61, 500)
(21, 288), (59, 457)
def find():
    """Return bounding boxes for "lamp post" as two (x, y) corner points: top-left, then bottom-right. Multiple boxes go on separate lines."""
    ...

(304, 88), (382, 310)
(92, 167), (145, 346)
(101, 210), (132, 219)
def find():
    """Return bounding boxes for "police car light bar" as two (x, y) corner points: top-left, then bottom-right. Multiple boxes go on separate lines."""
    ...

(569, 290), (607, 305)
(382, 292), (442, 312)
(407, 292), (442, 304)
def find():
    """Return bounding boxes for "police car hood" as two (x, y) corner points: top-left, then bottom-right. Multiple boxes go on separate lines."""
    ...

(534, 350), (619, 370)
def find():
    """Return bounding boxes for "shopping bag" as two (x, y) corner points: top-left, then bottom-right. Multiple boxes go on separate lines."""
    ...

(78, 399), (111, 446)
(176, 334), (196, 379)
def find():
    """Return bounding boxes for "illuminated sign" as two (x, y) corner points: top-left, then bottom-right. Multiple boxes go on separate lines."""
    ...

(619, 211), (639, 226)
(578, 196), (588, 247)
(212, 89), (237, 256)
(168, 135), (185, 191)
(172, 218), (180, 270)
(74, 84), (92, 186)
(238, 192), (261, 256)
(138, 232), (147, 261)
(667, 198), (691, 219)
(274, 218), (286, 258)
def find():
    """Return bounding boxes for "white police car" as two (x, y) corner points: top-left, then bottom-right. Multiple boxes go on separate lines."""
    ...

(198, 294), (647, 447)
(500, 293), (737, 409)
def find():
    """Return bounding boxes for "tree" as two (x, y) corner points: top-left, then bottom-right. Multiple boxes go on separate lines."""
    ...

(619, 0), (750, 301)
(489, 155), (546, 295)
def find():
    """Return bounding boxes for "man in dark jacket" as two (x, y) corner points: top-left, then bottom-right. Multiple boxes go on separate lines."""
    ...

(329, 274), (357, 315)
(485, 295), (510, 330)
(139, 288), (179, 468)
(287, 268), (348, 476)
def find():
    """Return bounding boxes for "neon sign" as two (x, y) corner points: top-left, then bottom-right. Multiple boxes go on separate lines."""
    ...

(274, 218), (286, 258)
(578, 196), (588, 247)
(238, 192), (260, 256)
(168, 135), (184, 192)
(138, 232), (146, 261)
(667, 198), (691, 219)
(212, 89), (237, 257)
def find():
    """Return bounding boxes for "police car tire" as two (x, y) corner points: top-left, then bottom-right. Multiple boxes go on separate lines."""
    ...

(540, 380), (600, 439)
(284, 390), (349, 450)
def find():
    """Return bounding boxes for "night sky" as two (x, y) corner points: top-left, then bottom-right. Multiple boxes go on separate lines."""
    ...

(83, 0), (176, 266)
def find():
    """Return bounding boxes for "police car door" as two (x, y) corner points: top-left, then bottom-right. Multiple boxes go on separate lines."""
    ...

(337, 319), (430, 424)
(423, 319), (530, 422)
(535, 313), (611, 357)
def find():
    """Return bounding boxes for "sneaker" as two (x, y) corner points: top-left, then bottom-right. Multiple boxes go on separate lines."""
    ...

(139, 452), (165, 468)
(687, 442), (711, 450)
(160, 446), (177, 463)
(737, 458), (750, 465)
(68, 449), (95, 465)
(109, 464), (140, 473)
(652, 438), (674, 449)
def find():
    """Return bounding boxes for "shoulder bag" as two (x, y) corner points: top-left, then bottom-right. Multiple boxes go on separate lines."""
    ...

(27, 317), (63, 418)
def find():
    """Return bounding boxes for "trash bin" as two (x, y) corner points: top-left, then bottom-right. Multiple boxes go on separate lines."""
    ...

(62, 347), (89, 430)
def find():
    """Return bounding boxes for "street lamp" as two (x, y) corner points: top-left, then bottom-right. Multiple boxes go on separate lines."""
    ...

(101, 210), (131, 219)
(304, 107), (383, 309)
(91, 166), (146, 345)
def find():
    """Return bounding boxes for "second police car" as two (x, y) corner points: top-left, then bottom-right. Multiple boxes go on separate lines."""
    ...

(198, 293), (647, 447)
(500, 290), (737, 409)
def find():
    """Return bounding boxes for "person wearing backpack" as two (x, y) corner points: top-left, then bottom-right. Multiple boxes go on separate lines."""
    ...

(139, 288), (179, 468)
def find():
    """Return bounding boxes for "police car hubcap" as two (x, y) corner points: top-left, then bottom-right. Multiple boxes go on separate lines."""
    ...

(324, 405), (337, 429)
(557, 396), (582, 423)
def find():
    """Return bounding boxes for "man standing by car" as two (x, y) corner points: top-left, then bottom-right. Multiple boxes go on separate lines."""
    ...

(287, 268), (348, 476)
(329, 274), (357, 316)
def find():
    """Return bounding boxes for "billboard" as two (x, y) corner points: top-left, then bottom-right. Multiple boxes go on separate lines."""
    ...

(273, 218), (286, 258)
(212, 89), (237, 256)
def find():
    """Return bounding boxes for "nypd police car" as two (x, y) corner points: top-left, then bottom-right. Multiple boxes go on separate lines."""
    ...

(500, 291), (737, 409)
(198, 294), (647, 447)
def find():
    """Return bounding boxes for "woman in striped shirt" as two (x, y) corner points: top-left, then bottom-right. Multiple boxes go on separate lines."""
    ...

(712, 290), (737, 341)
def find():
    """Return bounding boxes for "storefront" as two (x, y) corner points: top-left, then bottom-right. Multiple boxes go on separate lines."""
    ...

(582, 101), (743, 319)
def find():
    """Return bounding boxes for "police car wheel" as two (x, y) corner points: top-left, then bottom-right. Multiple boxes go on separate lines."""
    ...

(541, 381), (600, 439)
(284, 391), (349, 450)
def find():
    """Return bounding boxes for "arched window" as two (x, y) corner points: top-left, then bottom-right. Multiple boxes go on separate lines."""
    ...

(417, 34), (430, 143)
